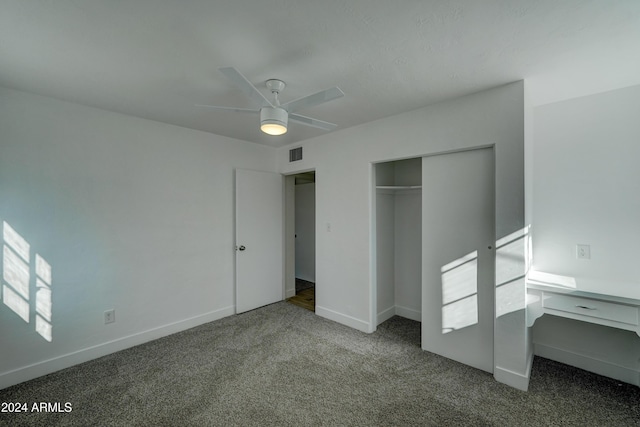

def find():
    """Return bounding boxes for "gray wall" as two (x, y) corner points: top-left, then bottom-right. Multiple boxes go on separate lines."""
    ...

(0, 87), (277, 388)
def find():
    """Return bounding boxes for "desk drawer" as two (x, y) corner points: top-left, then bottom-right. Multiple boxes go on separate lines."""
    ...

(543, 293), (639, 326)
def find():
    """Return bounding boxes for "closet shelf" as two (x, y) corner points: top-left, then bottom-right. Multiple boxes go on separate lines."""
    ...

(376, 185), (422, 190)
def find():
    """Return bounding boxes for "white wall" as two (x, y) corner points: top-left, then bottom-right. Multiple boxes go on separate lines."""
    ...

(374, 189), (421, 324)
(532, 84), (640, 283)
(0, 87), (277, 388)
(393, 191), (421, 320)
(393, 160), (421, 319)
(294, 183), (315, 282)
(375, 191), (395, 321)
(531, 84), (640, 384)
(375, 162), (396, 322)
(279, 81), (527, 389)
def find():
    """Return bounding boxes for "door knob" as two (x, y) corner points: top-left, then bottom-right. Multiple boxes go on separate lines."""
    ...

(238, 245), (246, 251)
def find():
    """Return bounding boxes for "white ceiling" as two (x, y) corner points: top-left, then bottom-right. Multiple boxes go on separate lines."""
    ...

(2, 0), (640, 148)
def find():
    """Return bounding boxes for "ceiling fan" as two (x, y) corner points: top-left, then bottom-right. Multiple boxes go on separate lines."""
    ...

(198, 67), (344, 136)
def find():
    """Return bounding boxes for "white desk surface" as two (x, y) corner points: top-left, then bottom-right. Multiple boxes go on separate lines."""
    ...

(526, 270), (640, 306)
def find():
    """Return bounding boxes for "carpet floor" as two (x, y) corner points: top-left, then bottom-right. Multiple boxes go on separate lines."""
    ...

(1, 301), (638, 426)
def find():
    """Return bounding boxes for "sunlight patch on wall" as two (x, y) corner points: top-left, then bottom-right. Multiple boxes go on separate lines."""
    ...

(36, 254), (52, 286)
(35, 312), (52, 342)
(35, 254), (52, 341)
(441, 251), (478, 334)
(3, 222), (30, 323)
(36, 280), (52, 321)
(3, 245), (30, 302)
(2, 284), (29, 323)
(1, 221), (53, 342)
(496, 278), (525, 318)
(495, 226), (530, 318)
(3, 221), (30, 261)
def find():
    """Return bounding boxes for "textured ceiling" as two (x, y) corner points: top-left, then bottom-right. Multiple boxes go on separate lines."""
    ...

(1, 0), (639, 147)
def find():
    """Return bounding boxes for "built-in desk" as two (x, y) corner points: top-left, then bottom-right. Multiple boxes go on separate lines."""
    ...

(526, 271), (640, 337)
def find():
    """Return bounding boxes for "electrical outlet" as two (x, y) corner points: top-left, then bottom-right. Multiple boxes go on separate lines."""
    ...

(104, 309), (115, 324)
(576, 244), (591, 260)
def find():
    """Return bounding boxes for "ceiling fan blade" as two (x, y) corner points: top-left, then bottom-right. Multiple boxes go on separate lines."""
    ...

(289, 113), (337, 131)
(195, 105), (259, 114)
(282, 87), (344, 114)
(218, 67), (273, 108)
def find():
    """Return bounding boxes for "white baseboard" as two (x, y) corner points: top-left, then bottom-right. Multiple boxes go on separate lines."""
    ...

(494, 348), (533, 392)
(316, 305), (371, 333)
(377, 305), (421, 326)
(534, 343), (640, 386)
(0, 306), (235, 390)
(377, 306), (396, 325)
(395, 305), (421, 322)
(494, 362), (531, 392)
(285, 288), (296, 299)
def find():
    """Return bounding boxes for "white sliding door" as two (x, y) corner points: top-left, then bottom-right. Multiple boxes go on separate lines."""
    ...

(422, 148), (495, 373)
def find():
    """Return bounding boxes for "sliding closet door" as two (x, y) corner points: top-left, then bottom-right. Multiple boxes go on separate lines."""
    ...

(421, 147), (495, 373)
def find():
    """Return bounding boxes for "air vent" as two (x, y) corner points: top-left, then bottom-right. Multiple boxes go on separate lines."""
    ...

(289, 147), (303, 162)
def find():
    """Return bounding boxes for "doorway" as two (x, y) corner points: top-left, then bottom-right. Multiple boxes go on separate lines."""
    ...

(285, 171), (316, 312)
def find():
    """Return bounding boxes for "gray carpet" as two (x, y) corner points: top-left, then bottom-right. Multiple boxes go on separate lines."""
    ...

(1, 301), (638, 426)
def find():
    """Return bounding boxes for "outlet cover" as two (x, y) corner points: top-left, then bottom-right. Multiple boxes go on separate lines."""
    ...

(104, 309), (115, 324)
(576, 244), (591, 259)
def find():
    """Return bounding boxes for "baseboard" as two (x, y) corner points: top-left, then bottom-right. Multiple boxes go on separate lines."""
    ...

(285, 288), (296, 299)
(0, 305), (235, 390)
(316, 305), (371, 333)
(534, 343), (640, 386)
(494, 362), (531, 391)
(377, 306), (396, 325)
(395, 305), (421, 322)
(494, 348), (533, 392)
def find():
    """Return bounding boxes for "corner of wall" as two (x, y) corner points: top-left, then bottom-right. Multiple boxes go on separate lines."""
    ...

(316, 305), (372, 333)
(494, 353), (532, 391)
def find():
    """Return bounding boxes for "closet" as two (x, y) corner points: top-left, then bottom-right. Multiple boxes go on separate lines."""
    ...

(374, 148), (495, 373)
(375, 157), (422, 325)
(421, 148), (494, 372)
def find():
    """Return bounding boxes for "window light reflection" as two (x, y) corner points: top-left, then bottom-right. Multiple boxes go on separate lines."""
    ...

(441, 251), (478, 334)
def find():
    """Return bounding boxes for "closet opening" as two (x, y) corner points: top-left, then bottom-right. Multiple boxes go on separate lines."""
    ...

(286, 171), (316, 312)
(374, 158), (422, 344)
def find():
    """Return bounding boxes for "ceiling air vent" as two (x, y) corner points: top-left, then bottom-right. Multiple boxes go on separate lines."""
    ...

(289, 147), (303, 162)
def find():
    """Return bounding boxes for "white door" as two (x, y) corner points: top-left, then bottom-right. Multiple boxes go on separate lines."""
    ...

(421, 148), (495, 373)
(235, 169), (284, 313)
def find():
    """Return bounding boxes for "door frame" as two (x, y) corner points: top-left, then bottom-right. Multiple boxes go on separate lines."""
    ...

(284, 168), (317, 302)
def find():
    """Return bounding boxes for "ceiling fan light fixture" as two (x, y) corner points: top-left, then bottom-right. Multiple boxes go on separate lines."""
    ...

(260, 107), (288, 135)
(199, 67), (343, 136)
